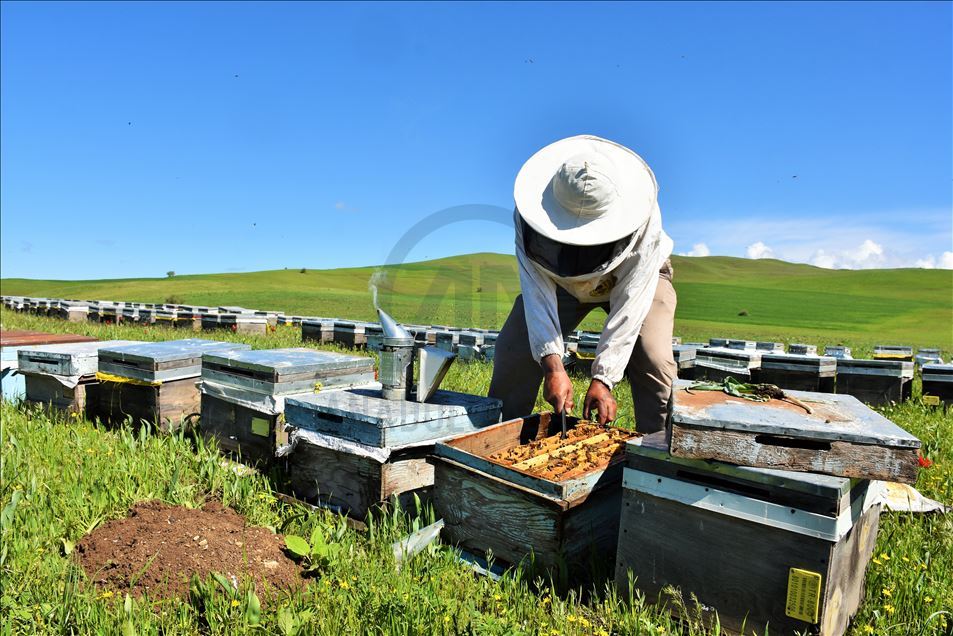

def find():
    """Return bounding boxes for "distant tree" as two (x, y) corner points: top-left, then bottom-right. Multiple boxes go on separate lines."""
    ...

(738, 309), (749, 316)
(165, 295), (185, 304)
(166, 271), (176, 278)
(300, 268), (307, 274)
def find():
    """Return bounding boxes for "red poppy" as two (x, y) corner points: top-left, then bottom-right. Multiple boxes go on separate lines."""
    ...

(918, 453), (933, 469)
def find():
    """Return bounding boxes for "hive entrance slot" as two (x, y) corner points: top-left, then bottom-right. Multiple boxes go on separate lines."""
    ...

(754, 434), (832, 451)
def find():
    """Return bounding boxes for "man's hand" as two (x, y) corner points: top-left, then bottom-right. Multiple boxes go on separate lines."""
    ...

(584, 379), (617, 425)
(541, 354), (574, 414)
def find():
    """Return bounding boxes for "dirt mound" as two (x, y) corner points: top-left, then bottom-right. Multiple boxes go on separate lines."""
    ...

(76, 500), (304, 600)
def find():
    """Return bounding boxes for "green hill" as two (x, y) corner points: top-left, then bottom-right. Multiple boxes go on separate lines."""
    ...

(2, 253), (951, 351)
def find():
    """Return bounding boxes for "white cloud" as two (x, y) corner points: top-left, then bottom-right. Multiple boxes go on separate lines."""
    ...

(914, 256), (936, 269)
(809, 239), (887, 269)
(746, 241), (775, 259)
(942, 252), (953, 269)
(680, 243), (710, 257)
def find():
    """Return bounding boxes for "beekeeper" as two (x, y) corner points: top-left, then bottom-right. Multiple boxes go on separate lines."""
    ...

(488, 135), (676, 433)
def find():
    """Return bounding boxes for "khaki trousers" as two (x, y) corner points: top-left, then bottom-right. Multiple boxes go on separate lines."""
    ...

(488, 265), (677, 433)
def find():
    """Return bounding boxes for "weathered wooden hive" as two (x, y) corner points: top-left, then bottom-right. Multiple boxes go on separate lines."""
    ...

(120, 306), (140, 323)
(872, 345), (913, 362)
(219, 313), (268, 334)
(283, 387), (501, 519)
(921, 363), (953, 409)
(914, 348), (944, 367)
(727, 339), (757, 351)
(672, 344), (697, 380)
(153, 308), (177, 326)
(668, 379), (921, 483)
(301, 319), (336, 344)
(824, 345), (852, 360)
(789, 343), (818, 356)
(617, 431), (882, 636)
(200, 348), (375, 466)
(53, 301), (90, 322)
(434, 413), (639, 585)
(693, 347), (762, 382)
(758, 353), (837, 393)
(333, 321), (370, 348)
(252, 310), (283, 328)
(90, 339), (250, 431)
(835, 359), (913, 406)
(18, 340), (139, 413)
(173, 308), (202, 330)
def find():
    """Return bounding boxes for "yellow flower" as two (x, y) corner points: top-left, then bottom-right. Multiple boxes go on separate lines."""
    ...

(882, 588), (892, 597)
(580, 617), (591, 628)
(925, 596), (933, 603)
(879, 552), (891, 561)
(861, 626), (875, 635)
(597, 630), (610, 636)
(901, 556), (910, 563)
(550, 631), (560, 636)
(444, 615), (451, 624)
(566, 615), (577, 623)
(493, 594), (502, 601)
(99, 590), (114, 600)
(884, 603), (895, 615)
(871, 558), (882, 566)
(657, 627), (666, 634)
(231, 599), (240, 607)
(541, 595), (551, 605)
(339, 580), (350, 590)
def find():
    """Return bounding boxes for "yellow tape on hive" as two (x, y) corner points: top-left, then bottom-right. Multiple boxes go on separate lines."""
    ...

(95, 371), (162, 387)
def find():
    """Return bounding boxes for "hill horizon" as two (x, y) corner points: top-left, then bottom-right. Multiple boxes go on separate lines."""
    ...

(3, 252), (951, 351)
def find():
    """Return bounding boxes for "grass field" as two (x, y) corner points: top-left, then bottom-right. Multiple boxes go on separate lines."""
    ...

(2, 253), (951, 353)
(1, 311), (951, 635)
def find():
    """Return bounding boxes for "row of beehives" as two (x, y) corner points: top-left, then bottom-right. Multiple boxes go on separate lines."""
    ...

(4, 332), (927, 636)
(1, 296), (501, 362)
(568, 336), (952, 408)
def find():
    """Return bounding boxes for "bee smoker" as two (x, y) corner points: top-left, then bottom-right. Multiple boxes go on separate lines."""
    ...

(377, 307), (456, 402)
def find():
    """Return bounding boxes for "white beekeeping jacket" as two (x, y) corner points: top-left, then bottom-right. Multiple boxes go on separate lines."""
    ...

(515, 206), (673, 389)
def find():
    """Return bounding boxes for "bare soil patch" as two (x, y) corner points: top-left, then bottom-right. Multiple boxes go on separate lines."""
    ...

(76, 500), (304, 600)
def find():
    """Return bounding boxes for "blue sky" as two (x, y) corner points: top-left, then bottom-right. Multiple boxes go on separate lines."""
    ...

(2, 1), (951, 279)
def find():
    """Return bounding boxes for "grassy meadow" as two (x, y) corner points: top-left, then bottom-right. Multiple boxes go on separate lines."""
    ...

(1, 311), (951, 635)
(2, 253), (951, 353)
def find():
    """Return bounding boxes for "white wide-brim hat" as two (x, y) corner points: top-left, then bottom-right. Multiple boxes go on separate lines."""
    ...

(514, 134), (658, 246)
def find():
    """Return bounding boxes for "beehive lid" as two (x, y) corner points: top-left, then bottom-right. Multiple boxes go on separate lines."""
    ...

(788, 343), (818, 355)
(756, 341), (785, 352)
(203, 348), (373, 379)
(672, 345), (697, 362)
(922, 364), (953, 381)
(837, 358), (914, 378)
(0, 329), (98, 348)
(18, 340), (140, 377)
(671, 379), (919, 448)
(285, 388), (502, 448)
(626, 432), (851, 500)
(99, 339), (250, 382)
(696, 347), (762, 369)
(760, 353), (836, 372)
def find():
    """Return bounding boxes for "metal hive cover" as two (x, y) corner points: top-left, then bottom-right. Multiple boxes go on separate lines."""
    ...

(203, 348), (373, 378)
(760, 353), (836, 371)
(18, 340), (140, 377)
(100, 339), (250, 364)
(671, 379), (919, 448)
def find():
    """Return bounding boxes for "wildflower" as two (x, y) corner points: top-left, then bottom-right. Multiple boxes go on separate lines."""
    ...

(99, 590), (114, 600)
(925, 596), (933, 603)
(493, 594), (502, 601)
(917, 453), (933, 468)
(231, 599), (240, 607)
(597, 630), (610, 636)
(444, 616), (451, 624)
(541, 595), (551, 605)
(657, 627), (666, 634)
(872, 558), (882, 566)
(550, 630), (560, 636)
(882, 588), (892, 597)
(879, 552), (890, 561)
(339, 580), (350, 590)
(566, 615), (577, 623)
(884, 603), (895, 615)
(901, 556), (909, 563)
(861, 626), (875, 635)
(580, 617), (591, 628)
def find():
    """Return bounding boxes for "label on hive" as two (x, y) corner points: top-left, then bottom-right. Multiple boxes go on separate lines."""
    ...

(785, 567), (822, 623)
(922, 395), (941, 406)
(251, 417), (270, 437)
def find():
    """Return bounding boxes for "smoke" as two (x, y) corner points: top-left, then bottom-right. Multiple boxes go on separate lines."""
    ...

(369, 270), (387, 311)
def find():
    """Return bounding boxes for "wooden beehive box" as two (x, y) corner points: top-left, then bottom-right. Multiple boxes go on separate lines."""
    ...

(672, 345), (696, 380)
(18, 340), (138, 412)
(824, 346), (852, 359)
(200, 348), (376, 465)
(693, 347), (762, 382)
(835, 359), (913, 406)
(789, 343), (818, 356)
(90, 339), (250, 431)
(153, 308), (177, 326)
(758, 353), (836, 393)
(219, 313), (268, 334)
(921, 363), (953, 408)
(301, 319), (336, 344)
(617, 432), (881, 636)
(669, 380), (921, 483)
(333, 321), (368, 348)
(200, 313), (222, 331)
(283, 388), (502, 519)
(872, 345), (913, 362)
(434, 413), (640, 584)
